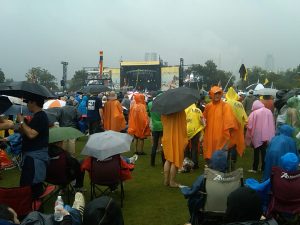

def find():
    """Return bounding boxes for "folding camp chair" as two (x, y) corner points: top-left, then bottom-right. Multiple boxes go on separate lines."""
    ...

(267, 166), (300, 224)
(90, 154), (124, 207)
(197, 168), (244, 225)
(46, 151), (75, 203)
(0, 185), (55, 217)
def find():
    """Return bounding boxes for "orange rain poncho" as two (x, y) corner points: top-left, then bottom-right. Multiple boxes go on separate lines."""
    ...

(161, 111), (188, 168)
(128, 94), (150, 138)
(103, 99), (126, 132)
(203, 86), (238, 159)
(225, 87), (247, 156)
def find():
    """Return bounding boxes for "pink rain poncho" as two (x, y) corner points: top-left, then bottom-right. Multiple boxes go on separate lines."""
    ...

(246, 100), (275, 148)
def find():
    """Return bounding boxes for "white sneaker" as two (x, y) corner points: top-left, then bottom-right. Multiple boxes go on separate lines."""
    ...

(247, 169), (257, 173)
(72, 192), (85, 216)
(129, 154), (138, 164)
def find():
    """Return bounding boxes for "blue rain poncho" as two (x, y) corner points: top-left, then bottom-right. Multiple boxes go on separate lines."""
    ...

(263, 124), (298, 181)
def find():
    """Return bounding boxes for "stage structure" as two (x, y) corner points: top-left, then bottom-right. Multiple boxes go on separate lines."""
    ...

(120, 61), (161, 91)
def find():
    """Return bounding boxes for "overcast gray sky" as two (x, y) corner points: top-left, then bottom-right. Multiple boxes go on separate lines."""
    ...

(1, 0), (300, 81)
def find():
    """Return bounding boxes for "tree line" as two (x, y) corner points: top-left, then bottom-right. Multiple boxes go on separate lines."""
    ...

(0, 61), (300, 91)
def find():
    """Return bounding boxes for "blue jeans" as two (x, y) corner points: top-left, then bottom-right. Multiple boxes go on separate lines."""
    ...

(64, 205), (82, 225)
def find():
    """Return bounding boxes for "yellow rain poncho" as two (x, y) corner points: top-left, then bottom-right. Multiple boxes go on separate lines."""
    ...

(161, 111), (188, 168)
(185, 104), (205, 140)
(225, 87), (247, 156)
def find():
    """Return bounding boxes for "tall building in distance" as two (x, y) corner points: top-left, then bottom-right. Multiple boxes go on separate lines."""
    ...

(265, 54), (275, 72)
(145, 52), (158, 61)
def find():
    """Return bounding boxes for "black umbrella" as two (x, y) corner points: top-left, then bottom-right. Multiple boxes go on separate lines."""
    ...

(151, 87), (201, 115)
(3, 105), (32, 116)
(44, 107), (62, 126)
(0, 81), (56, 100)
(82, 85), (111, 94)
(0, 96), (13, 114)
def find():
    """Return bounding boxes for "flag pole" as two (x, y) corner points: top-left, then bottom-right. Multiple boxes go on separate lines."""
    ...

(224, 74), (234, 92)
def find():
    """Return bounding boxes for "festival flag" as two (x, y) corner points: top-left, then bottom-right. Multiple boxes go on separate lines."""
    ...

(239, 64), (248, 81)
(264, 78), (269, 85)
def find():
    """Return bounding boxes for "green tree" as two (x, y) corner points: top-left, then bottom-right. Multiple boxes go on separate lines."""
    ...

(0, 69), (5, 83)
(185, 60), (235, 90)
(25, 67), (58, 91)
(69, 70), (88, 91)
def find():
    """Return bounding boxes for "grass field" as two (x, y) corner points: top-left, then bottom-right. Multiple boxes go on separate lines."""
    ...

(0, 137), (262, 225)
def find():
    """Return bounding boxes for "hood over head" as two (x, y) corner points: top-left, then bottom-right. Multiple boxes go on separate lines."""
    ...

(134, 93), (145, 104)
(280, 152), (299, 172)
(251, 100), (265, 111)
(226, 87), (239, 101)
(278, 124), (295, 137)
(209, 86), (223, 99)
(209, 149), (228, 172)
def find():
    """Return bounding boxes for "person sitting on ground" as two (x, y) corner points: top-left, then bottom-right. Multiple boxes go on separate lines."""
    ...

(48, 141), (85, 192)
(83, 196), (124, 225)
(180, 149), (228, 225)
(0, 192), (85, 225)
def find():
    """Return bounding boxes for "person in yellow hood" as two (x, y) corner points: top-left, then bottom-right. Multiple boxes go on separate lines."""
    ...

(225, 87), (248, 167)
(203, 86), (238, 162)
(128, 93), (151, 155)
(184, 103), (205, 169)
(103, 91), (126, 132)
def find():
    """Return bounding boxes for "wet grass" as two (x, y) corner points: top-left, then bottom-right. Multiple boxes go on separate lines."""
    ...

(0, 137), (262, 225)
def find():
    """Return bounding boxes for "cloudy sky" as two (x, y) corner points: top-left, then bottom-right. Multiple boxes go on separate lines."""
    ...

(1, 0), (299, 81)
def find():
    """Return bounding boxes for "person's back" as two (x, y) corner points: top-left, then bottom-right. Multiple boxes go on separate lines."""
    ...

(121, 96), (130, 111)
(263, 124), (298, 181)
(243, 91), (256, 115)
(246, 100), (275, 149)
(59, 105), (81, 128)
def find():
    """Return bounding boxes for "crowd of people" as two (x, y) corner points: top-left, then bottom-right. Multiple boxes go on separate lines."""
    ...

(1, 84), (300, 224)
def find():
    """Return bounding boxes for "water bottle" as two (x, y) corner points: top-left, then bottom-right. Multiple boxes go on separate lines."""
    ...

(54, 195), (64, 222)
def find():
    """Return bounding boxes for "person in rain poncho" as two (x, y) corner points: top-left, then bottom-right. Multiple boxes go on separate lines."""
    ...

(184, 103), (205, 169)
(225, 87), (247, 167)
(246, 152), (299, 214)
(203, 86), (238, 162)
(103, 91), (126, 132)
(180, 150), (228, 224)
(246, 100), (275, 173)
(263, 124), (298, 181)
(128, 93), (150, 155)
(161, 111), (188, 187)
(285, 96), (300, 148)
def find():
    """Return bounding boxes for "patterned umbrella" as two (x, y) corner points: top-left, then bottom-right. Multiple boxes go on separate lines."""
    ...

(43, 99), (66, 109)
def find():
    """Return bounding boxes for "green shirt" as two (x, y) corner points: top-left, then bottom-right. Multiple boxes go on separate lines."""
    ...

(147, 101), (163, 132)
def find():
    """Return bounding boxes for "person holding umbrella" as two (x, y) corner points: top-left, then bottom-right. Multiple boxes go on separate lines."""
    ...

(151, 87), (200, 187)
(16, 96), (49, 199)
(203, 86), (238, 164)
